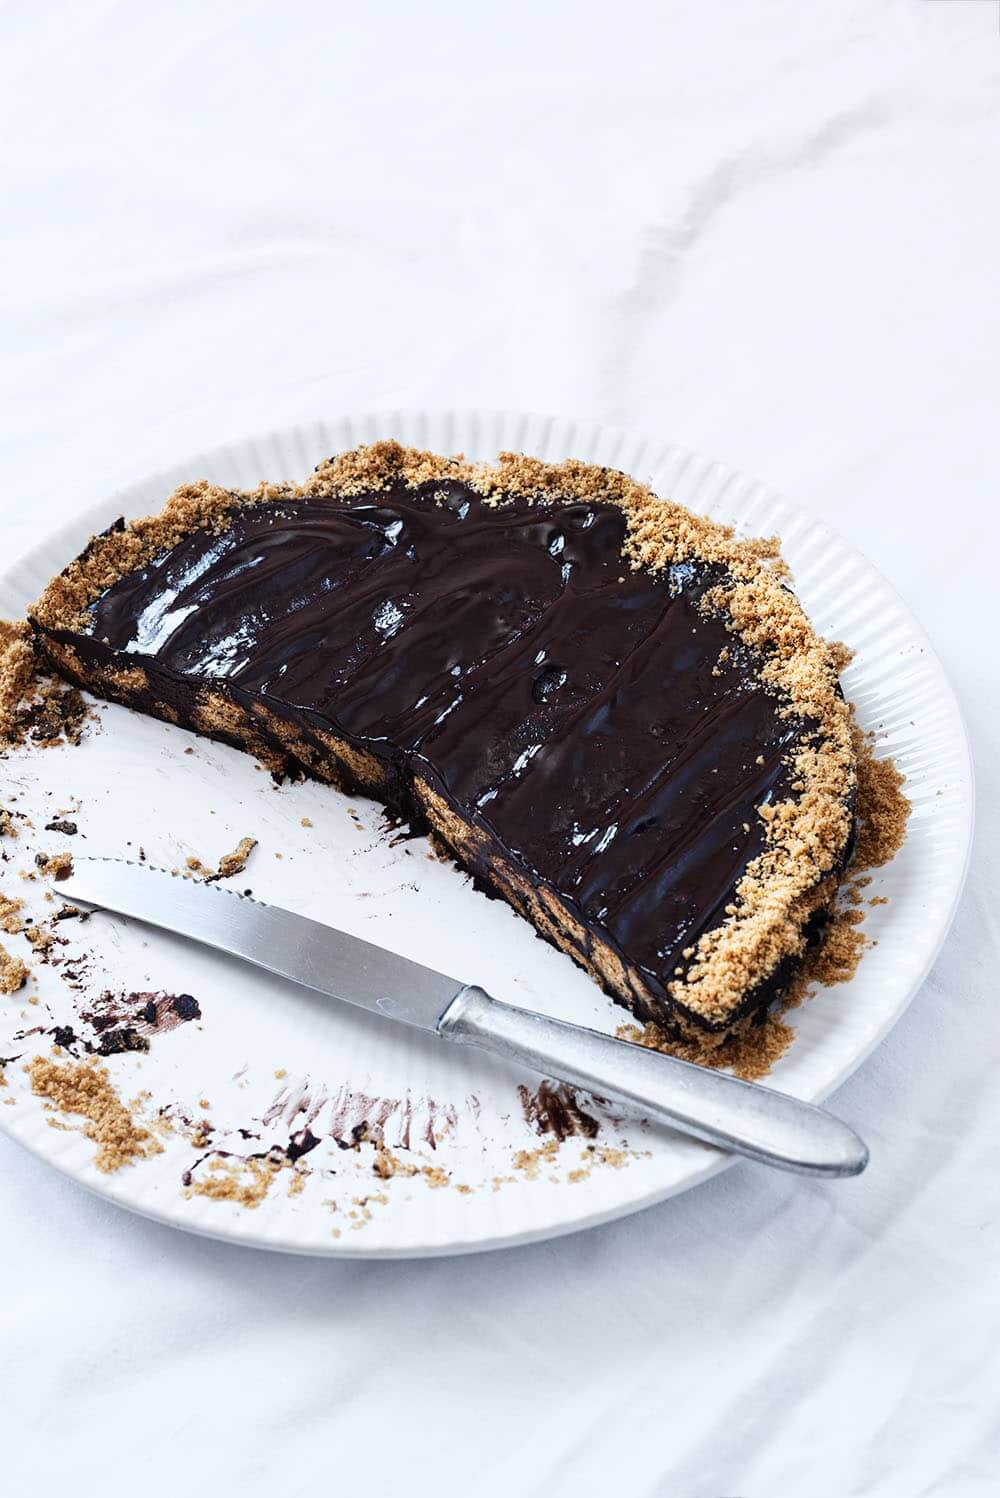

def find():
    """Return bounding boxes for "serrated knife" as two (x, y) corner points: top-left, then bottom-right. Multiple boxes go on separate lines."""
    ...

(58, 857), (868, 1177)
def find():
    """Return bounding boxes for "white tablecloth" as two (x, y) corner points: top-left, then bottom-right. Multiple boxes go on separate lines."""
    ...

(2, 4), (997, 1494)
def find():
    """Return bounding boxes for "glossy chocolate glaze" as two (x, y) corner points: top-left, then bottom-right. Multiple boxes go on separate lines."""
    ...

(73, 481), (825, 1023)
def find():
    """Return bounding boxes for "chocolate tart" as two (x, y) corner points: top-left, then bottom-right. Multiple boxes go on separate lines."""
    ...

(30, 443), (857, 1047)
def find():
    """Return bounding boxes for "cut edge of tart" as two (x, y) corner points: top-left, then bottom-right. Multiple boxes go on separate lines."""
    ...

(29, 441), (857, 1044)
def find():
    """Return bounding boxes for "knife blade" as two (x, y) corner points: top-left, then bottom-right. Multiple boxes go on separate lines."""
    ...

(59, 857), (868, 1178)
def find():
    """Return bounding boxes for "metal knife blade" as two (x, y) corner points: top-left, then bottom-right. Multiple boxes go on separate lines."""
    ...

(59, 856), (464, 1030)
(58, 855), (869, 1177)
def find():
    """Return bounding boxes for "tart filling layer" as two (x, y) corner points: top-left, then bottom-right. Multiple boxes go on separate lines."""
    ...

(31, 443), (857, 1041)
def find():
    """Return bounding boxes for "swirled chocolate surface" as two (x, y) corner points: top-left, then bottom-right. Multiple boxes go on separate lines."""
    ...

(78, 481), (821, 1018)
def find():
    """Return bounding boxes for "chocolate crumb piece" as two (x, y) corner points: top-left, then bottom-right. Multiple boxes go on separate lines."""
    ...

(26, 1054), (161, 1171)
(96, 1026), (150, 1057)
(25, 925), (54, 955)
(51, 902), (88, 923)
(0, 943), (29, 994)
(35, 851), (73, 881)
(44, 819), (78, 835)
(171, 993), (201, 1021)
(141, 997), (159, 1024)
(287, 1127), (321, 1162)
(215, 837), (257, 880)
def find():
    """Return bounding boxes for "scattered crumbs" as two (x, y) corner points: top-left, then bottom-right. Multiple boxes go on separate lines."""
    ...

(455, 1183), (474, 1195)
(373, 1143), (418, 1180)
(274, 852), (283, 860)
(0, 892), (24, 934)
(274, 1068), (287, 1080)
(0, 943), (29, 993)
(183, 746), (194, 755)
(870, 895), (889, 907)
(300, 817), (313, 828)
(198, 1098), (211, 1110)
(35, 851), (73, 880)
(421, 1165), (449, 1189)
(352, 1193), (386, 1229)
(563, 1144), (641, 1185)
(26, 1054), (161, 1171)
(512, 1140), (560, 1181)
(216, 837), (257, 880)
(186, 1154), (281, 1209)
(0, 809), (17, 839)
(185, 855), (211, 877)
(287, 1169), (307, 1198)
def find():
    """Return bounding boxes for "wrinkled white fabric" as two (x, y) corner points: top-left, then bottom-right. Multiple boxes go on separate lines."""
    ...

(2, 3), (998, 1495)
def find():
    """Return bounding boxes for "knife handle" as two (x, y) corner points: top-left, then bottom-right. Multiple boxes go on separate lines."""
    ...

(439, 986), (867, 1177)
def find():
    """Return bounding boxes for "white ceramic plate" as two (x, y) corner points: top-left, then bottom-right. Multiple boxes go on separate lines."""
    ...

(0, 411), (973, 1257)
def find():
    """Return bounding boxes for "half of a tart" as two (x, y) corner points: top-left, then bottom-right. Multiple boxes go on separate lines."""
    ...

(30, 442), (856, 1047)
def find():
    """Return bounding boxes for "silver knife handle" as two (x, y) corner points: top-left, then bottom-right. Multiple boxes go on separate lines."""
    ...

(439, 986), (868, 1177)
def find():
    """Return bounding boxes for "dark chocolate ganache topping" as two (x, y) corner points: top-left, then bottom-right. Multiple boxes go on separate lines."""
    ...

(84, 482), (809, 1007)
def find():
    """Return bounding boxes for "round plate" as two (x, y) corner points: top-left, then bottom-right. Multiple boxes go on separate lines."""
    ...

(0, 411), (974, 1257)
